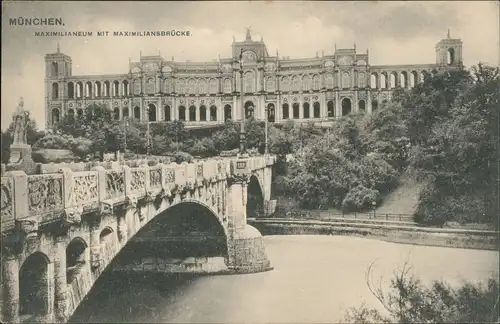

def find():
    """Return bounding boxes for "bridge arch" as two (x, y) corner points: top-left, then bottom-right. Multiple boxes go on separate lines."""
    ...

(19, 252), (51, 320)
(114, 200), (229, 271)
(247, 173), (265, 218)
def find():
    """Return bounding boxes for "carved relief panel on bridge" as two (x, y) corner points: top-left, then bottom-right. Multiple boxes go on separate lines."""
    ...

(149, 168), (162, 189)
(28, 175), (63, 214)
(130, 169), (146, 192)
(70, 173), (99, 206)
(1, 177), (13, 221)
(105, 170), (125, 199)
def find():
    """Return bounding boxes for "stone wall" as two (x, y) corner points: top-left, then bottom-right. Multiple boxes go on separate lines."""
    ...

(249, 219), (499, 251)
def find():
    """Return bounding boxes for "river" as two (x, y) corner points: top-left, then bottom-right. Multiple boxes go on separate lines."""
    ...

(70, 235), (499, 323)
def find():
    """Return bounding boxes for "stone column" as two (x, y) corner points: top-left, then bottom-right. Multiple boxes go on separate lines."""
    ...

(1, 253), (20, 323)
(53, 239), (69, 323)
(89, 218), (102, 271)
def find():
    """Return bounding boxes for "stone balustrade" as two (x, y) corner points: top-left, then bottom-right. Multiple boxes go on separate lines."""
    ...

(1, 155), (277, 235)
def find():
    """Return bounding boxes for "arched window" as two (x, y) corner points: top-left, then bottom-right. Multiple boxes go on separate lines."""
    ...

(198, 79), (207, 94)
(122, 107), (129, 118)
(267, 103), (275, 123)
(342, 72), (351, 88)
(303, 102), (310, 119)
(66, 237), (87, 284)
(400, 71), (408, 88)
(188, 79), (196, 94)
(370, 73), (378, 89)
(113, 107), (120, 120)
(244, 71), (254, 93)
(200, 105), (207, 121)
(164, 105), (171, 121)
(148, 104), (157, 122)
(410, 71), (418, 88)
(282, 103), (289, 119)
(447, 48), (455, 65)
(94, 81), (102, 97)
(76, 82), (83, 98)
(312, 74), (321, 91)
(147, 78), (155, 94)
(292, 75), (300, 91)
(85, 81), (92, 98)
(223, 78), (232, 93)
(209, 78), (217, 93)
(52, 83), (59, 99)
(52, 108), (60, 125)
(177, 79), (186, 94)
(224, 104), (232, 121)
(20, 252), (50, 316)
(164, 79), (171, 93)
(390, 73), (397, 89)
(325, 74), (334, 89)
(359, 100), (366, 113)
(113, 80), (120, 96)
(327, 100), (334, 117)
(302, 75), (311, 91)
(292, 102), (300, 119)
(266, 77), (275, 92)
(313, 102), (320, 118)
(67, 109), (75, 121)
(372, 100), (379, 111)
(244, 101), (254, 118)
(358, 72), (366, 88)
(104, 81), (111, 96)
(122, 80), (129, 96)
(380, 73), (388, 89)
(67, 82), (74, 99)
(77, 109), (83, 117)
(342, 98), (351, 116)
(210, 105), (217, 121)
(133, 106), (141, 119)
(51, 61), (59, 77)
(189, 105), (196, 121)
(133, 79), (141, 95)
(179, 106), (186, 121)
(281, 76), (290, 92)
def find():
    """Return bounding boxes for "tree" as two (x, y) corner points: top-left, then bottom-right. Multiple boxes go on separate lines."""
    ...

(345, 260), (499, 323)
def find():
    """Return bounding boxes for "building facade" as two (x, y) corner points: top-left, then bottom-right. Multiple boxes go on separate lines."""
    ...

(44, 30), (463, 130)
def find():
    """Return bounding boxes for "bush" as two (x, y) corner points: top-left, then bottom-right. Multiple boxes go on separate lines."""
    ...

(342, 185), (380, 212)
(33, 134), (73, 150)
(170, 151), (193, 164)
(345, 260), (499, 323)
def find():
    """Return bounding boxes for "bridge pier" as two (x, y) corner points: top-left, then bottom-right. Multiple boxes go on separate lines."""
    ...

(226, 163), (272, 273)
(54, 240), (69, 323)
(1, 254), (20, 323)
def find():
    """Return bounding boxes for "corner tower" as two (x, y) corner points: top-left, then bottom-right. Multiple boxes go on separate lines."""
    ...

(44, 43), (72, 130)
(435, 29), (463, 66)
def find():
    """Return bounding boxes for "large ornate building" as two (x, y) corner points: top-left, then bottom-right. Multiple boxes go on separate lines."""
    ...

(44, 29), (462, 130)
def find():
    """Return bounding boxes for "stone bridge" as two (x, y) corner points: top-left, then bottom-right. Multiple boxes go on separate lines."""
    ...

(0, 155), (277, 323)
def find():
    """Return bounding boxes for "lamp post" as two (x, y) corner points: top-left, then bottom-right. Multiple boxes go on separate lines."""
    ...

(372, 201), (376, 219)
(238, 48), (246, 157)
(124, 118), (129, 153)
(146, 106), (151, 156)
(264, 104), (268, 155)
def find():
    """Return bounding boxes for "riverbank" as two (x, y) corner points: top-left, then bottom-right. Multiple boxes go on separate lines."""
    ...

(248, 218), (499, 251)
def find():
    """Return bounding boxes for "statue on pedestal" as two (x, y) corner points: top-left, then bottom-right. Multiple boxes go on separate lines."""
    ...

(7, 97), (35, 173)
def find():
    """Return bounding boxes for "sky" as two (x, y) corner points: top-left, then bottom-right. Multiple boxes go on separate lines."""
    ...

(1, 1), (499, 130)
